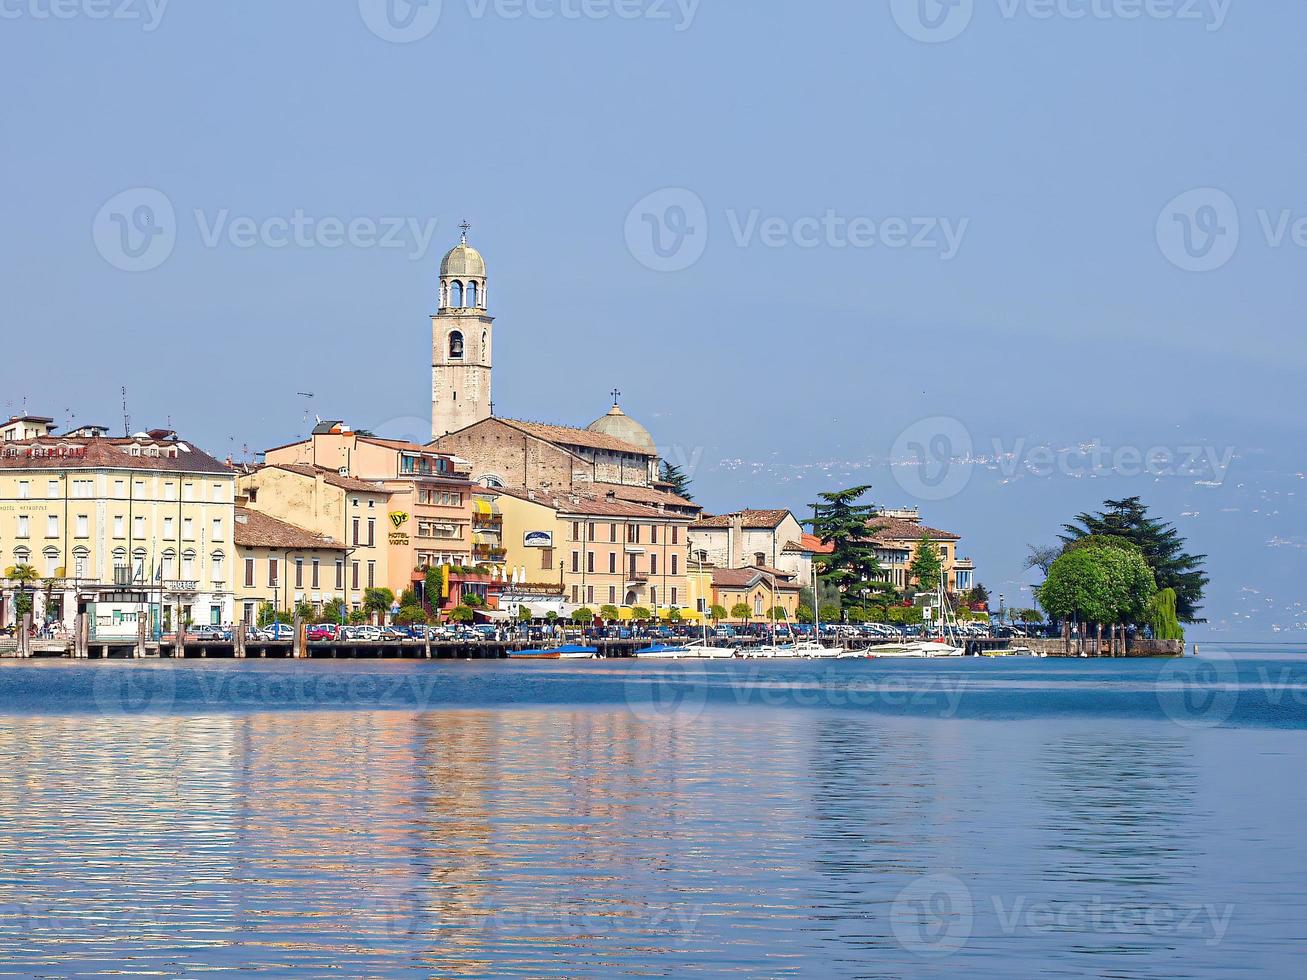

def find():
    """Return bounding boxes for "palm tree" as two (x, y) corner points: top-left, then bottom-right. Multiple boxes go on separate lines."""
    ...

(6, 564), (40, 623)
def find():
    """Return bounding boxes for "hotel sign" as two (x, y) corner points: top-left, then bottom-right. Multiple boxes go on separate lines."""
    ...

(524, 530), (553, 548)
(165, 580), (199, 594)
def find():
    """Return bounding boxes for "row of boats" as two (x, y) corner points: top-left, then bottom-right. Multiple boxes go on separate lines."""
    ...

(507, 637), (972, 660)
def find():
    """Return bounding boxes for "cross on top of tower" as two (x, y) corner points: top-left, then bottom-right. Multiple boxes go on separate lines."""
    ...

(459, 220), (471, 244)
(610, 388), (622, 407)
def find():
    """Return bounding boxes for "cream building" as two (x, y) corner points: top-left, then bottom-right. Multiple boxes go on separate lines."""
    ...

(263, 423), (475, 596)
(233, 507), (346, 623)
(235, 463), (392, 616)
(0, 427), (236, 634)
(689, 509), (813, 585)
(495, 486), (694, 614)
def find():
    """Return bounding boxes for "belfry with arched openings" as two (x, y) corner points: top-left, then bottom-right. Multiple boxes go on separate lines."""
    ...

(432, 223), (495, 439)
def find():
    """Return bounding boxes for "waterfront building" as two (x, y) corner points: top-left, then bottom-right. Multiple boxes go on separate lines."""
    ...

(494, 485), (694, 615)
(689, 509), (813, 585)
(798, 507), (976, 596)
(263, 422), (475, 594)
(707, 564), (802, 623)
(233, 507), (345, 623)
(471, 489), (506, 572)
(234, 463), (392, 615)
(0, 427), (236, 633)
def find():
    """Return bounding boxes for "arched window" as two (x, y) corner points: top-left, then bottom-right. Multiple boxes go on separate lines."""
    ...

(13, 546), (30, 566)
(466, 280), (478, 308)
(481, 330), (487, 355)
(754, 552), (766, 567)
(449, 331), (464, 359)
(754, 593), (764, 617)
(449, 280), (463, 307)
(73, 547), (90, 579)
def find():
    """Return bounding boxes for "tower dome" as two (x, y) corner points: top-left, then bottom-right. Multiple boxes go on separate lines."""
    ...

(440, 241), (486, 279)
(588, 403), (656, 455)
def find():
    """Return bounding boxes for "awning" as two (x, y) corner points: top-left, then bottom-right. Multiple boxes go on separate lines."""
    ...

(473, 497), (500, 516)
(476, 609), (513, 622)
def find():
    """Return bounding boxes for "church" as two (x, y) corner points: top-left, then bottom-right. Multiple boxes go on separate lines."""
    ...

(428, 229), (693, 509)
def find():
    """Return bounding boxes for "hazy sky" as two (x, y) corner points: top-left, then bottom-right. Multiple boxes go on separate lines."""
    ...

(2, 1), (1303, 637)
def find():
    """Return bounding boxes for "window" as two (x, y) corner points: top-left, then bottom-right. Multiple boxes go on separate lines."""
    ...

(44, 550), (59, 577)
(268, 559), (279, 588)
(212, 519), (223, 541)
(75, 515), (89, 538)
(586, 586), (594, 604)
(755, 594), (764, 616)
(212, 483), (224, 502)
(351, 562), (360, 590)
(182, 551), (195, 579)
(449, 281), (463, 307)
(73, 549), (88, 578)
(163, 517), (175, 539)
(295, 559), (304, 589)
(651, 525), (658, 545)
(650, 586), (657, 606)
(47, 480), (59, 498)
(650, 553), (658, 575)
(311, 559), (320, 589)
(133, 516), (145, 539)
(72, 480), (93, 498)
(571, 551), (579, 573)
(114, 480), (126, 499)
(541, 548), (554, 570)
(608, 553), (617, 574)
(587, 552), (595, 573)
(113, 515), (125, 538)
(46, 515), (58, 538)
(16, 516), (28, 538)
(608, 587), (616, 604)
(671, 587), (678, 606)
(366, 518), (375, 547)
(671, 554), (678, 575)
(182, 518), (194, 540)
(572, 521), (580, 541)
(449, 330), (464, 358)
(335, 560), (344, 590)
(161, 551), (176, 579)
(17, 480), (29, 499)
(212, 553), (225, 582)
(672, 526), (679, 545)
(182, 483), (194, 502)
(610, 523), (617, 542)
(164, 482), (176, 501)
(466, 281), (478, 307)
(352, 518), (360, 546)
(367, 561), (376, 588)
(588, 523), (597, 541)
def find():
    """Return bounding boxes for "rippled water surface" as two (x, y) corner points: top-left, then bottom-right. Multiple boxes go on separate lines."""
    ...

(1, 646), (1305, 977)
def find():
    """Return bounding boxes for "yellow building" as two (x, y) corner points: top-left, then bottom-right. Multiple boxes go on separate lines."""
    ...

(233, 507), (346, 623)
(0, 424), (236, 634)
(235, 463), (391, 615)
(264, 422), (475, 596)
(866, 508), (976, 595)
(708, 565), (802, 623)
(495, 486), (694, 615)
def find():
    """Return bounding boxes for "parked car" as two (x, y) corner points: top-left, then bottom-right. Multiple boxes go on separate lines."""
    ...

(307, 623), (341, 642)
(188, 624), (224, 641)
(259, 622), (297, 641)
(345, 625), (382, 641)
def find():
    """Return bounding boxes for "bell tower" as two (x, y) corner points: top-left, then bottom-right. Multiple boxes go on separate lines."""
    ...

(432, 222), (494, 439)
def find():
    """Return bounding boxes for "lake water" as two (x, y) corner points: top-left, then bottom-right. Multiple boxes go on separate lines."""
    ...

(0, 645), (1304, 977)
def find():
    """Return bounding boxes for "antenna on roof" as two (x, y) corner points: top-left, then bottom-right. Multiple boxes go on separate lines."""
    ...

(121, 387), (131, 438)
(297, 392), (315, 431)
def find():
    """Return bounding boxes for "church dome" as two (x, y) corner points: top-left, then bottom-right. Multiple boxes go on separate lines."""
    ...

(588, 404), (656, 455)
(440, 241), (486, 279)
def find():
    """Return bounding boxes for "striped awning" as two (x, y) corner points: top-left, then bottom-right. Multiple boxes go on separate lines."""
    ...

(473, 496), (500, 516)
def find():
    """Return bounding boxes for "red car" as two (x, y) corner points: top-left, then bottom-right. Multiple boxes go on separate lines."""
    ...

(306, 623), (342, 642)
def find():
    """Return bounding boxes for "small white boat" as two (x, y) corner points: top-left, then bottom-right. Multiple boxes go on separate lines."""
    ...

(863, 640), (965, 659)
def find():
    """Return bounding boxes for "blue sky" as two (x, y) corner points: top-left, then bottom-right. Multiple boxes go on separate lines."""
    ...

(2, 1), (1303, 636)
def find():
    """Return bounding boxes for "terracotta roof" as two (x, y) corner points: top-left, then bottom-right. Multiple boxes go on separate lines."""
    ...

(498, 418), (653, 457)
(711, 567), (800, 591)
(795, 533), (834, 554)
(692, 509), (793, 530)
(864, 515), (959, 542)
(0, 437), (232, 475)
(591, 482), (699, 510)
(494, 485), (691, 521)
(234, 507), (344, 551)
(263, 463), (388, 495)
